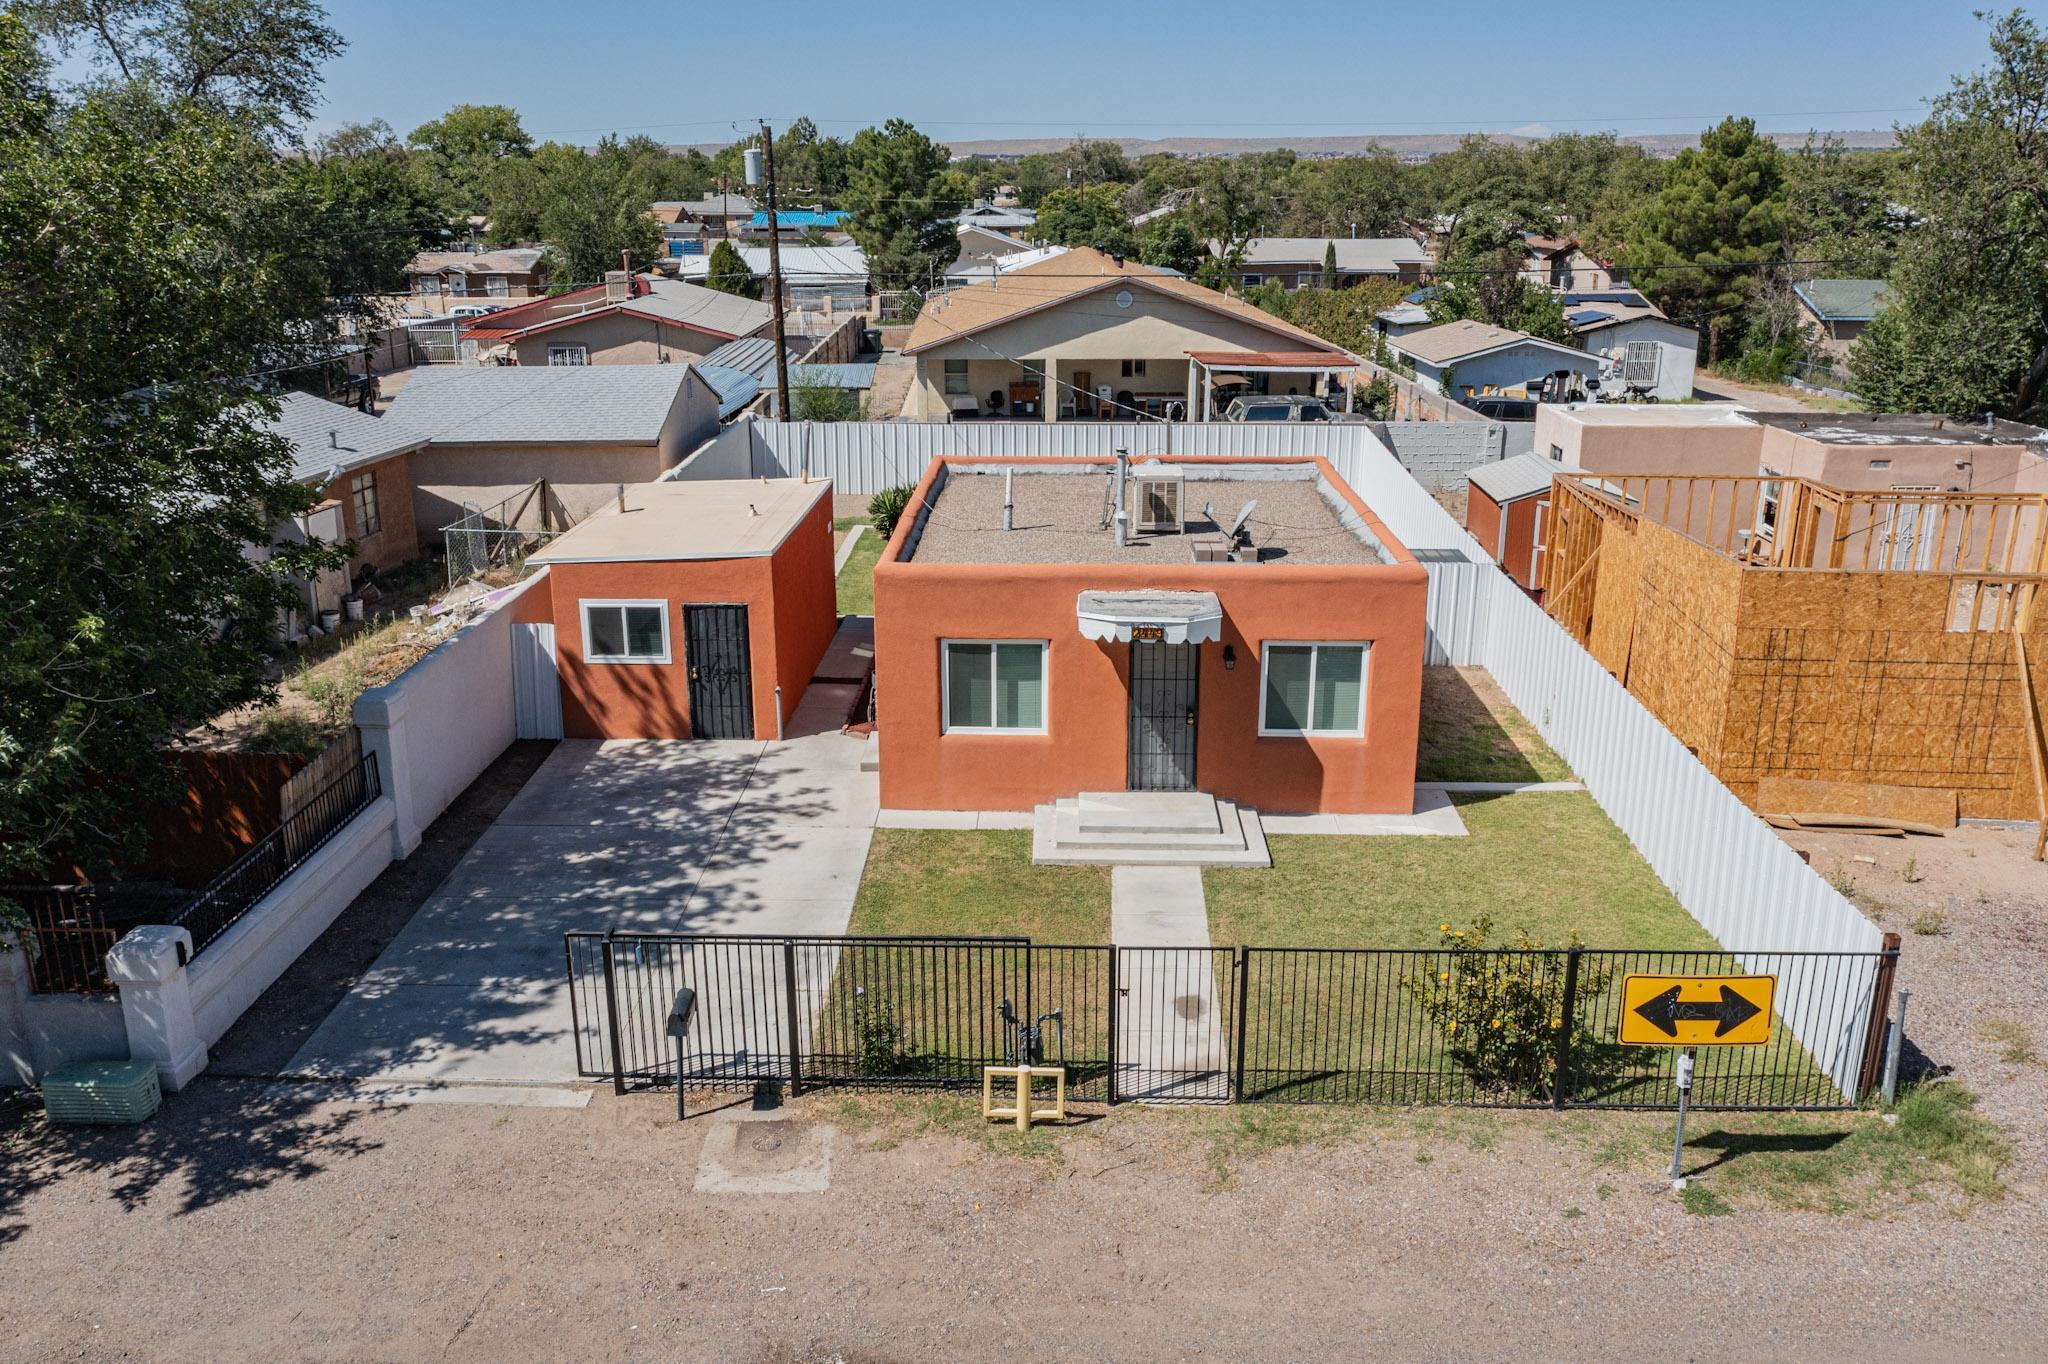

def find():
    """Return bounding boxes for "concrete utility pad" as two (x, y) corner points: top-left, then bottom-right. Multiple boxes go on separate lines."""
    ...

(288, 732), (877, 1086)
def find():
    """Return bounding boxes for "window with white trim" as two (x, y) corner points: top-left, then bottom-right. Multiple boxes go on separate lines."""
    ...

(1241, 273), (1264, 287)
(1259, 642), (1367, 737)
(581, 601), (670, 663)
(485, 275), (509, 296)
(942, 640), (1046, 733)
(943, 358), (971, 395)
(414, 276), (440, 295)
(349, 471), (381, 535)
(548, 345), (590, 366)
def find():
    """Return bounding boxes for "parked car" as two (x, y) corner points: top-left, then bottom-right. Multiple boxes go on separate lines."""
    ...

(1222, 395), (1333, 422)
(445, 304), (504, 319)
(1465, 396), (1539, 422)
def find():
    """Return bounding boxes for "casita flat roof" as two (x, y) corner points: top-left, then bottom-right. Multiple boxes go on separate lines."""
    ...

(529, 478), (828, 564)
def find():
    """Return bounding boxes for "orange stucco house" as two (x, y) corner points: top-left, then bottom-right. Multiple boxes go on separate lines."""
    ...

(872, 455), (1428, 817)
(512, 478), (837, 741)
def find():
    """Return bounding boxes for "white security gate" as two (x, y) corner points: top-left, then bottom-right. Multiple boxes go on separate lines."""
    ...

(512, 623), (564, 740)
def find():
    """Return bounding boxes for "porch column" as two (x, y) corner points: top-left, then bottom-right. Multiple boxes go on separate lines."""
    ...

(105, 925), (208, 1091)
(1185, 359), (1199, 422)
(1043, 354), (1060, 422)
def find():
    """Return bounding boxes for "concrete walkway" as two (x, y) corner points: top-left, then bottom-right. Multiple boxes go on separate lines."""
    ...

(1111, 866), (1228, 1102)
(287, 718), (878, 1087)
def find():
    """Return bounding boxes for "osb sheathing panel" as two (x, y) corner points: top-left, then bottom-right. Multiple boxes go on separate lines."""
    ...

(1754, 777), (1959, 828)
(1587, 517), (1642, 676)
(1712, 570), (2048, 819)
(1610, 516), (1745, 763)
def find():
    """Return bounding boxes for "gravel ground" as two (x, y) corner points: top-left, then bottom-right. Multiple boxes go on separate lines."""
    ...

(0, 1078), (2041, 1363)
(915, 471), (1379, 566)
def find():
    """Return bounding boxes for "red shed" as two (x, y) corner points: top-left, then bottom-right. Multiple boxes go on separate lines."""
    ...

(1466, 453), (1564, 601)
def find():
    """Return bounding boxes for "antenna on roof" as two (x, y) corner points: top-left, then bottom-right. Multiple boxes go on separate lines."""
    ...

(1201, 500), (1216, 528)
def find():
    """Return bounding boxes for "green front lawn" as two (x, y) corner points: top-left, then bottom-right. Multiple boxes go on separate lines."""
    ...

(1415, 666), (1573, 783)
(836, 527), (884, 616)
(849, 828), (1111, 942)
(1206, 793), (1712, 951)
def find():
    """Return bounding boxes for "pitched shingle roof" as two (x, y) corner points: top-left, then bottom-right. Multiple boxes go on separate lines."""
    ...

(1233, 237), (1429, 272)
(1388, 319), (1588, 366)
(1793, 279), (1890, 322)
(262, 392), (429, 482)
(904, 246), (1343, 357)
(382, 365), (697, 444)
(406, 249), (545, 276)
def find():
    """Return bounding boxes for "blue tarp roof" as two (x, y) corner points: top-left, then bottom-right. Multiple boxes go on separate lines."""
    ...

(1404, 285), (1442, 304)
(748, 210), (850, 229)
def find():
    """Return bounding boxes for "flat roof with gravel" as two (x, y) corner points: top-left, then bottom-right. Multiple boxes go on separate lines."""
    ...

(907, 464), (1388, 567)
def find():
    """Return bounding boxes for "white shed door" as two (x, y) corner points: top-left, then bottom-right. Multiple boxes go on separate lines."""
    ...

(513, 623), (564, 740)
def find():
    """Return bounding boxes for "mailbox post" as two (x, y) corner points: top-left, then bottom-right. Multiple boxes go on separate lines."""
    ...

(666, 987), (698, 1121)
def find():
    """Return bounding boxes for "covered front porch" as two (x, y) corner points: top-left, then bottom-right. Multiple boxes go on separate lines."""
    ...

(937, 350), (1358, 421)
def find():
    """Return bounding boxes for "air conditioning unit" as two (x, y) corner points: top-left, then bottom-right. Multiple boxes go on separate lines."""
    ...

(1622, 340), (1660, 386)
(1133, 471), (1185, 534)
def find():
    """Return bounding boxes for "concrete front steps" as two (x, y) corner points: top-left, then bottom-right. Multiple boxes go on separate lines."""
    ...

(1030, 791), (1271, 867)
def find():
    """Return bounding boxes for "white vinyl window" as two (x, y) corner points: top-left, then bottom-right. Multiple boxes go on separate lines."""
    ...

(548, 345), (590, 366)
(485, 275), (509, 297)
(943, 358), (971, 395)
(581, 600), (670, 664)
(414, 276), (440, 295)
(942, 640), (1047, 734)
(1259, 642), (1368, 737)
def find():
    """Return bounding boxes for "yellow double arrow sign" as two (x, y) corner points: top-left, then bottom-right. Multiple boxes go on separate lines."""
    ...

(1617, 974), (1775, 1047)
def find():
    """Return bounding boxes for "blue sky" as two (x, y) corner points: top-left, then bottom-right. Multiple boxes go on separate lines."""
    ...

(73, 1), (2026, 145)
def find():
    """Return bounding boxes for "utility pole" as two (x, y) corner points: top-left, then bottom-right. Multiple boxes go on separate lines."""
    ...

(760, 120), (792, 421)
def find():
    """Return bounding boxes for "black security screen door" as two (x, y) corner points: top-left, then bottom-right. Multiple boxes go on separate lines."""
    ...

(1127, 642), (1198, 791)
(683, 604), (754, 739)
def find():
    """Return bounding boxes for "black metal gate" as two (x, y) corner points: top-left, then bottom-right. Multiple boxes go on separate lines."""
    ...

(1127, 642), (1198, 791)
(683, 604), (754, 739)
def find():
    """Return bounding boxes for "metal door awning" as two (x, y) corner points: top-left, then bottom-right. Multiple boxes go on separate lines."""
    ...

(1076, 590), (1223, 645)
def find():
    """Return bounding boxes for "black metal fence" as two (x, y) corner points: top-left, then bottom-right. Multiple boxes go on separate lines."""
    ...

(565, 932), (1894, 1111)
(5, 884), (193, 993)
(171, 752), (382, 955)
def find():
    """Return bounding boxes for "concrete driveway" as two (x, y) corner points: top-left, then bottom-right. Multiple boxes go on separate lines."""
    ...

(287, 700), (876, 1087)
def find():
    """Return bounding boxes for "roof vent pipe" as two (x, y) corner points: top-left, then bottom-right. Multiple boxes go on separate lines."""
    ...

(616, 482), (626, 514)
(1112, 448), (1129, 549)
(1002, 466), (1014, 532)
(328, 429), (338, 449)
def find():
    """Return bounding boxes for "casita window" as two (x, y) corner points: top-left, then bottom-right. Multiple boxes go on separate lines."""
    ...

(582, 600), (669, 664)
(943, 640), (1046, 733)
(1260, 642), (1367, 736)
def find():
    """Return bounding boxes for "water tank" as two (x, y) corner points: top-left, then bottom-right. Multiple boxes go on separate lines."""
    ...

(743, 147), (763, 187)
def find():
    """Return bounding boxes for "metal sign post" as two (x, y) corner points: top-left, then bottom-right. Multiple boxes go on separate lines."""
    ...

(1669, 1047), (1696, 1190)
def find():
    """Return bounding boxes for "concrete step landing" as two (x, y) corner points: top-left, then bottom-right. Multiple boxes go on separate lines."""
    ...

(1031, 791), (1271, 867)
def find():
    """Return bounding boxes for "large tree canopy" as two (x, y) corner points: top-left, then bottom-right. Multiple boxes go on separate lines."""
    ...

(407, 102), (532, 219)
(841, 119), (966, 294)
(1613, 116), (1788, 355)
(1852, 11), (2048, 420)
(1030, 183), (1139, 257)
(0, 12), (338, 904)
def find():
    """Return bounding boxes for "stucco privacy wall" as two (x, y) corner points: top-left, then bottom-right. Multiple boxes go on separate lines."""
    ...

(355, 572), (545, 857)
(0, 951), (128, 1085)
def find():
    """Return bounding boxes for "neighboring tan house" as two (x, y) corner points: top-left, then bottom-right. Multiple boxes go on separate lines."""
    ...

(956, 221), (1035, 262)
(655, 193), (757, 239)
(259, 392), (431, 630)
(461, 274), (774, 367)
(1384, 321), (1604, 404)
(942, 243), (1068, 288)
(384, 364), (723, 529)
(1227, 237), (1430, 291)
(955, 201), (1037, 234)
(1534, 403), (2048, 496)
(404, 249), (550, 304)
(1562, 294), (1699, 402)
(1792, 279), (1890, 363)
(903, 246), (1359, 421)
(1520, 236), (1627, 293)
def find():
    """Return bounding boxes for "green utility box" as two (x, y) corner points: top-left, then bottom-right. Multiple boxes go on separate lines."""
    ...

(42, 1059), (162, 1125)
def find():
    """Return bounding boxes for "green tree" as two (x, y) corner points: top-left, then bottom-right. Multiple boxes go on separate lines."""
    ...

(1614, 116), (1788, 359)
(532, 137), (661, 284)
(0, 12), (341, 910)
(1853, 11), (2048, 418)
(772, 117), (849, 201)
(1524, 132), (1653, 227)
(1784, 133), (1901, 275)
(841, 119), (967, 294)
(703, 238), (758, 299)
(286, 120), (442, 301)
(1030, 182), (1138, 256)
(787, 368), (861, 421)
(1428, 233), (1572, 342)
(1264, 279), (1407, 355)
(1284, 149), (1415, 237)
(1138, 216), (1205, 275)
(1188, 154), (1286, 286)
(18, 0), (342, 141)
(407, 102), (532, 218)
(1421, 135), (1553, 247)
(1321, 240), (1339, 289)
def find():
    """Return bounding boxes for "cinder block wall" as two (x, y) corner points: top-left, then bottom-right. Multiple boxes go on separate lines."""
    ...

(1373, 421), (1507, 491)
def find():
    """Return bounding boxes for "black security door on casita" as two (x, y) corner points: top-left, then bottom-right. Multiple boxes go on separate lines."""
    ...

(683, 604), (754, 739)
(1127, 642), (1198, 791)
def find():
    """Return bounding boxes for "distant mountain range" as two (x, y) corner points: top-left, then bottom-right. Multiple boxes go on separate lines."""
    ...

(673, 130), (1899, 161)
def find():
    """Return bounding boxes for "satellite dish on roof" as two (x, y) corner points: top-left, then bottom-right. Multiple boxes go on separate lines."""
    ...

(1226, 500), (1257, 544)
